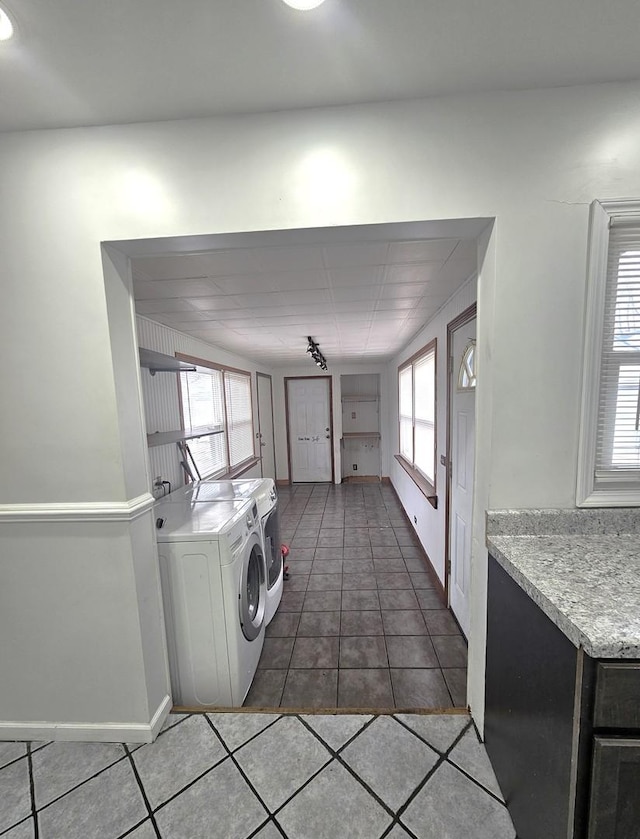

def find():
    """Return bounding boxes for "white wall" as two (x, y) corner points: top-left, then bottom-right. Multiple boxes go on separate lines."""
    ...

(2, 80), (640, 735)
(136, 316), (274, 489)
(388, 277), (478, 585)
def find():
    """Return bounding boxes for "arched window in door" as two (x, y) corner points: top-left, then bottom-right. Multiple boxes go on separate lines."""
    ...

(457, 340), (477, 390)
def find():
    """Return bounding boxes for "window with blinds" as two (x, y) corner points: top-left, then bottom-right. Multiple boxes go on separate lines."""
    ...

(398, 340), (437, 487)
(224, 370), (254, 468)
(179, 362), (255, 480)
(578, 200), (640, 505)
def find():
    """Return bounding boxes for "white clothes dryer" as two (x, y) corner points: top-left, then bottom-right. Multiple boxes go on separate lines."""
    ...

(163, 479), (284, 625)
(228, 479), (283, 625)
(154, 498), (265, 707)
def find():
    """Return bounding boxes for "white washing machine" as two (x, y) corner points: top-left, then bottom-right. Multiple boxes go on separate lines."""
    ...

(163, 478), (284, 625)
(154, 497), (265, 707)
(228, 479), (283, 626)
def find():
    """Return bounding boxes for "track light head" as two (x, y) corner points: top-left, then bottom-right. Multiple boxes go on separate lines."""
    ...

(304, 335), (328, 371)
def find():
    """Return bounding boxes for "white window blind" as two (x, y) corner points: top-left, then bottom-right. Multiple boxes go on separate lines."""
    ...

(595, 218), (640, 482)
(181, 368), (225, 432)
(414, 351), (436, 483)
(399, 365), (413, 461)
(180, 367), (227, 478)
(224, 371), (254, 468)
(398, 341), (436, 488)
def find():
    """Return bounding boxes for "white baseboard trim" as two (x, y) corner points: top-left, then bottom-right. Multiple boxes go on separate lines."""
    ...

(0, 492), (155, 523)
(0, 694), (172, 744)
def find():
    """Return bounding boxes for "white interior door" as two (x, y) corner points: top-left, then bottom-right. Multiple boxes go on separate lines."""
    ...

(449, 318), (476, 638)
(256, 373), (276, 479)
(287, 377), (332, 482)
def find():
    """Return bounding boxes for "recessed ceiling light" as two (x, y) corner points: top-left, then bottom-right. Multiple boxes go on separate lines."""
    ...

(281, 0), (326, 9)
(0, 5), (14, 40)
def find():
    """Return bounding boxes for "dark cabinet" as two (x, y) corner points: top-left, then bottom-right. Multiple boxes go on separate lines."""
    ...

(588, 737), (640, 839)
(485, 555), (640, 839)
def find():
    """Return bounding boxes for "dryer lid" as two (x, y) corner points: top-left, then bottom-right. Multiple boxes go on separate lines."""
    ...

(154, 498), (252, 542)
(229, 478), (276, 506)
(181, 479), (264, 503)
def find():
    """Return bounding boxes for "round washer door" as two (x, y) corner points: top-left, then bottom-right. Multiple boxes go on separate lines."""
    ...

(239, 534), (266, 641)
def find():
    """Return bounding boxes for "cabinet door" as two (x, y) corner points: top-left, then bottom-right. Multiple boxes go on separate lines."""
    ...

(588, 736), (640, 839)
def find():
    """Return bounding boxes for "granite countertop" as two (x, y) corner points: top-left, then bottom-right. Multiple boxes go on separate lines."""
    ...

(486, 509), (640, 659)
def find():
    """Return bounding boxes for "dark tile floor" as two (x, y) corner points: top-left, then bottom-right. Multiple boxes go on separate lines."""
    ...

(246, 483), (468, 709)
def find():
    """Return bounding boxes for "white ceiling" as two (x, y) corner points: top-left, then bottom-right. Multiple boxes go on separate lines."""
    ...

(129, 222), (482, 366)
(2, 0), (640, 133)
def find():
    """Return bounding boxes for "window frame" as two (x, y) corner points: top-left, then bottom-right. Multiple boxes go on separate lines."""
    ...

(396, 339), (438, 508)
(577, 198), (640, 506)
(176, 352), (258, 481)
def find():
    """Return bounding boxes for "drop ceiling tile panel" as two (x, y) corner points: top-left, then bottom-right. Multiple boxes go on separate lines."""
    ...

(379, 282), (427, 299)
(271, 270), (331, 292)
(227, 328), (265, 337)
(218, 318), (264, 329)
(134, 279), (219, 299)
(255, 317), (308, 328)
(330, 286), (383, 303)
(209, 275), (281, 295)
(448, 238), (478, 262)
(268, 303), (332, 317)
(327, 300), (373, 313)
(229, 289), (331, 308)
(436, 257), (477, 286)
(322, 242), (389, 269)
(329, 266), (384, 288)
(384, 263), (444, 285)
(372, 311), (412, 323)
(152, 311), (212, 324)
(375, 297), (422, 311)
(132, 254), (210, 281)
(245, 246), (326, 274)
(136, 299), (199, 315)
(195, 250), (263, 277)
(387, 240), (458, 264)
(185, 297), (244, 312)
(334, 312), (373, 323)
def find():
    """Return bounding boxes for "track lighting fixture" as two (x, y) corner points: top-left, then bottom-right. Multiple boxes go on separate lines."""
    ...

(305, 336), (328, 371)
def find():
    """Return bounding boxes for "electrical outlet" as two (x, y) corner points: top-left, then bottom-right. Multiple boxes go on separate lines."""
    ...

(413, 515), (417, 524)
(353, 464), (358, 471)
(351, 411), (356, 419)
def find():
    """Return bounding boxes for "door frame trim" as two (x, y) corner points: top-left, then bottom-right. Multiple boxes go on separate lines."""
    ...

(444, 302), (477, 605)
(256, 372), (276, 479)
(284, 376), (334, 485)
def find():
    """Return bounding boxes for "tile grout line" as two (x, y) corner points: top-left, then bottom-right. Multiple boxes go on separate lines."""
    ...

(27, 742), (39, 839)
(124, 746), (163, 838)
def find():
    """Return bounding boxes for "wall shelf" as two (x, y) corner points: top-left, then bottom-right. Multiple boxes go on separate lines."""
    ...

(147, 426), (224, 448)
(139, 347), (196, 375)
(341, 395), (379, 403)
(341, 432), (381, 439)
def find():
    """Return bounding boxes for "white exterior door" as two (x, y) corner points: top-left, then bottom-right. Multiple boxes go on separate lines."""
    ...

(287, 377), (332, 482)
(256, 373), (276, 479)
(449, 318), (476, 638)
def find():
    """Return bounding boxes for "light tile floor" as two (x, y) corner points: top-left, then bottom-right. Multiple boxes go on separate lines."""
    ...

(0, 712), (517, 839)
(249, 483), (467, 709)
